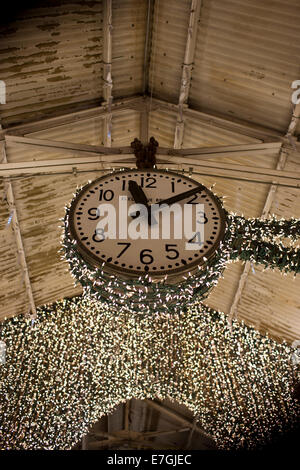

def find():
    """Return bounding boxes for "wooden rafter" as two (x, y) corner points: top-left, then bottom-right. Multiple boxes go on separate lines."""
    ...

(1, 143), (36, 319)
(103, 0), (113, 147)
(228, 103), (299, 324)
(154, 97), (282, 142)
(145, 399), (212, 441)
(5, 135), (134, 156)
(1, 151), (300, 188)
(0, 96), (143, 141)
(124, 400), (130, 432)
(142, 0), (154, 96)
(5, 135), (280, 158)
(174, 0), (202, 149)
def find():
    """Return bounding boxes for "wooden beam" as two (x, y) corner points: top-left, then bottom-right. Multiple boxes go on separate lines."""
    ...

(159, 141), (282, 156)
(174, 0), (202, 149)
(1, 155), (300, 188)
(0, 96), (143, 140)
(1, 144), (36, 319)
(143, 427), (189, 438)
(185, 418), (198, 449)
(88, 437), (179, 450)
(103, 0), (113, 147)
(155, 155), (300, 184)
(124, 400), (130, 432)
(228, 101), (298, 324)
(142, 0), (154, 95)
(140, 107), (149, 145)
(145, 399), (212, 441)
(228, 147), (289, 325)
(5, 135), (134, 156)
(0, 156), (134, 178)
(286, 102), (300, 137)
(7, 135), (280, 160)
(153, 97), (282, 142)
(81, 435), (88, 450)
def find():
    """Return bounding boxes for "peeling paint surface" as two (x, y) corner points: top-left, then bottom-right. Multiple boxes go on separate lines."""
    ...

(0, 0), (103, 127)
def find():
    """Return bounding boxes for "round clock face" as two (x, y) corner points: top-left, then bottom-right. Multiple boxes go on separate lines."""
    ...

(69, 169), (226, 279)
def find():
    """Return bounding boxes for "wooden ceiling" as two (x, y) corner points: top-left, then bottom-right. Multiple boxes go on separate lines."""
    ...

(1, 0), (300, 451)
(0, 1), (300, 342)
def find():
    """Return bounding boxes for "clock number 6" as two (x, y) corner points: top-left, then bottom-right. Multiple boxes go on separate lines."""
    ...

(165, 244), (179, 260)
(140, 249), (154, 264)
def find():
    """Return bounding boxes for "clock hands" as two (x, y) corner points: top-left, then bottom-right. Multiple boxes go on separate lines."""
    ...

(128, 180), (155, 225)
(128, 181), (203, 224)
(128, 180), (149, 207)
(150, 185), (204, 210)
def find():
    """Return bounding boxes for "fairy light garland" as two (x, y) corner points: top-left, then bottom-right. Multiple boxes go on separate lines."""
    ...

(0, 296), (299, 450)
(61, 200), (234, 314)
(62, 186), (300, 312)
(229, 215), (300, 274)
(0, 185), (299, 450)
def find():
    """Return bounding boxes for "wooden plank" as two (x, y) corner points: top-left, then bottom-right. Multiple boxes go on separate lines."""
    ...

(153, 97), (282, 142)
(159, 141), (282, 156)
(142, 0), (154, 94)
(174, 0), (202, 149)
(1, 144), (36, 319)
(0, 96), (143, 140)
(145, 400), (212, 440)
(103, 0), (113, 147)
(228, 99), (298, 324)
(1, 156), (300, 187)
(156, 155), (300, 181)
(5, 135), (134, 156)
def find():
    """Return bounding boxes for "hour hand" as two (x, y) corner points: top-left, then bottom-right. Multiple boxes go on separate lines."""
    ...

(128, 180), (156, 225)
(128, 180), (149, 206)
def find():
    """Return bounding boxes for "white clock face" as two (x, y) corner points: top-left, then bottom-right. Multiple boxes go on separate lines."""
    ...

(69, 169), (226, 279)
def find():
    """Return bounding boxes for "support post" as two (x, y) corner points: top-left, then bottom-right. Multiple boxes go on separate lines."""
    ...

(174, 0), (202, 149)
(1, 144), (36, 319)
(103, 0), (113, 147)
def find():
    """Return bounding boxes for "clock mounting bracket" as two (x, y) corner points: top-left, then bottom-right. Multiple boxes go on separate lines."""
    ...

(131, 137), (159, 169)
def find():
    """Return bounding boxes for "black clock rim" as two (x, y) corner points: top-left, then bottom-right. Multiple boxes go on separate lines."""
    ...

(68, 168), (227, 278)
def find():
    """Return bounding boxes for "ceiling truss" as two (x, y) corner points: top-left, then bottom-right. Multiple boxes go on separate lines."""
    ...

(1, 143), (36, 319)
(173, 0), (202, 149)
(228, 98), (300, 323)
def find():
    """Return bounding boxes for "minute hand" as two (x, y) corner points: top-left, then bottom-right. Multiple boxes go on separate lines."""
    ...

(152, 185), (204, 208)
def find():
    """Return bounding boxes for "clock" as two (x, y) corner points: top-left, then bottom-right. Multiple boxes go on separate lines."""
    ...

(68, 169), (226, 282)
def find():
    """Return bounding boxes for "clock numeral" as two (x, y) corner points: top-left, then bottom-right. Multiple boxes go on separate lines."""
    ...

(165, 244), (179, 260)
(171, 181), (175, 193)
(140, 249), (154, 264)
(122, 180), (126, 191)
(187, 194), (198, 204)
(92, 228), (105, 242)
(140, 177), (157, 188)
(197, 210), (208, 224)
(117, 242), (131, 258)
(87, 207), (100, 220)
(99, 189), (114, 201)
(188, 232), (203, 246)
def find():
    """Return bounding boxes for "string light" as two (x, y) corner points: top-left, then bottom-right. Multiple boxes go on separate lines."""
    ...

(0, 187), (299, 450)
(61, 188), (300, 313)
(0, 296), (299, 450)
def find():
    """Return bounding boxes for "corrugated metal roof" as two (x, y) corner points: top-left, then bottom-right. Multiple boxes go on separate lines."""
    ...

(112, 0), (148, 98)
(1, 108), (142, 320)
(148, 0), (191, 102)
(221, 149), (300, 342)
(0, 0), (299, 347)
(190, 0), (300, 132)
(0, 0), (103, 127)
